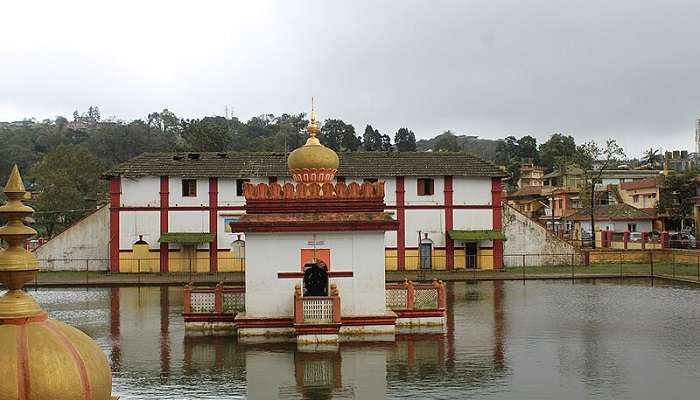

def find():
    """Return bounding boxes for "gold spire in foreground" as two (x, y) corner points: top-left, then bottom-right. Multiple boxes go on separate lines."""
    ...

(0, 165), (115, 399)
(0, 165), (41, 317)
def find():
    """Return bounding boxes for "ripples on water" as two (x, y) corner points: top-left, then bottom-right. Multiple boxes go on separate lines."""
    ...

(28, 278), (700, 399)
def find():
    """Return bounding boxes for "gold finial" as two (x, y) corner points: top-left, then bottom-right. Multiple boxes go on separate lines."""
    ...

(0, 164), (42, 318)
(306, 97), (320, 145)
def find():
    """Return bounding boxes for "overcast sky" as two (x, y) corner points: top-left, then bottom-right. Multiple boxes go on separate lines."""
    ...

(2, 0), (700, 157)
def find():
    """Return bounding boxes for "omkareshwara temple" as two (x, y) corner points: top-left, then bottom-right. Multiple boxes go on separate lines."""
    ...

(183, 103), (447, 345)
(0, 165), (116, 399)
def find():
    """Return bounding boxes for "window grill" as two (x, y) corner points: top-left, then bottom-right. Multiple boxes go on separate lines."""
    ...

(302, 298), (334, 323)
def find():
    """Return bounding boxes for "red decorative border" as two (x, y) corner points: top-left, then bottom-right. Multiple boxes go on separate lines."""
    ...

(233, 316), (294, 328)
(393, 309), (445, 318)
(340, 314), (398, 326)
(294, 323), (341, 335)
(183, 313), (235, 323)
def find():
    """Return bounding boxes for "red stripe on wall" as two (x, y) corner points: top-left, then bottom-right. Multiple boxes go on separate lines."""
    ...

(109, 177), (121, 273)
(444, 176), (454, 270)
(396, 176), (406, 270)
(209, 177), (218, 272)
(492, 177), (503, 270)
(160, 176), (169, 273)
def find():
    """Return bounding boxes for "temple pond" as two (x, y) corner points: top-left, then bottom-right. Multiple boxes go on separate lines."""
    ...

(32, 278), (700, 399)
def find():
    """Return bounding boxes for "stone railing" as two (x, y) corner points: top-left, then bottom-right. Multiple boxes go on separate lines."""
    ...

(294, 284), (341, 325)
(183, 282), (245, 314)
(385, 279), (446, 310)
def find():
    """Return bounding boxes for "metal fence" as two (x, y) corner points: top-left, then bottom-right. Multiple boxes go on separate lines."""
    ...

(26, 249), (700, 286)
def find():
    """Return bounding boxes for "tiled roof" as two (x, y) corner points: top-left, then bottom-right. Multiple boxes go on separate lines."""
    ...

(104, 152), (506, 179)
(619, 177), (659, 191)
(568, 203), (655, 221)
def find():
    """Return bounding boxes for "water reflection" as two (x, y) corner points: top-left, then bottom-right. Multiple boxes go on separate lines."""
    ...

(31, 278), (700, 399)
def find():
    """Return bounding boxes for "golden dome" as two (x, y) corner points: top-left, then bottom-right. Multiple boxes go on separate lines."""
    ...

(0, 316), (113, 400)
(287, 98), (339, 183)
(0, 165), (114, 400)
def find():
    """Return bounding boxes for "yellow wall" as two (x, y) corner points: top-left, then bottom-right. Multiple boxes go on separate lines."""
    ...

(119, 244), (159, 273)
(217, 252), (246, 272)
(478, 248), (494, 270)
(168, 248), (209, 272)
(385, 249), (398, 271)
(384, 247), (494, 270)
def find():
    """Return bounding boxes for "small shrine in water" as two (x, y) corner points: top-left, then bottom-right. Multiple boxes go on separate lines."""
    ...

(184, 102), (446, 344)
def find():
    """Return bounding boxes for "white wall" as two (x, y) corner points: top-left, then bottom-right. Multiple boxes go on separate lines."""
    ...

(579, 220), (652, 233)
(169, 177), (209, 207)
(121, 177), (160, 207)
(169, 210), (209, 249)
(245, 231), (386, 318)
(404, 209), (444, 246)
(119, 210), (160, 249)
(34, 206), (110, 270)
(453, 209), (494, 231)
(453, 177), (492, 205)
(404, 177), (444, 205)
(217, 212), (245, 249)
(218, 177), (267, 207)
(502, 204), (581, 267)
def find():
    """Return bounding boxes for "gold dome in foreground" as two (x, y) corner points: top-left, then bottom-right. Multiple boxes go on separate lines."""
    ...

(0, 165), (114, 400)
(288, 99), (339, 183)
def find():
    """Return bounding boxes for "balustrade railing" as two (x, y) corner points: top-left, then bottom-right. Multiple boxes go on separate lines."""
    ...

(294, 284), (341, 325)
(183, 282), (245, 314)
(385, 279), (446, 310)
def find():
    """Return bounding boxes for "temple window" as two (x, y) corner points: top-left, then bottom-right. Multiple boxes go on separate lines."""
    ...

(363, 178), (378, 183)
(417, 178), (434, 196)
(236, 179), (250, 196)
(181, 179), (197, 197)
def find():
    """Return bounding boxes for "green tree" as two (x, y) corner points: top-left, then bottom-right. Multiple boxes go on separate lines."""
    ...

(181, 116), (232, 151)
(362, 125), (382, 151)
(147, 109), (181, 135)
(380, 134), (392, 151)
(539, 133), (577, 171)
(29, 144), (105, 237)
(576, 139), (625, 247)
(0, 128), (41, 184)
(517, 135), (539, 162)
(642, 148), (663, 169)
(88, 120), (176, 166)
(394, 128), (416, 152)
(433, 131), (461, 152)
(273, 113), (308, 152)
(320, 119), (359, 152)
(658, 168), (698, 232)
